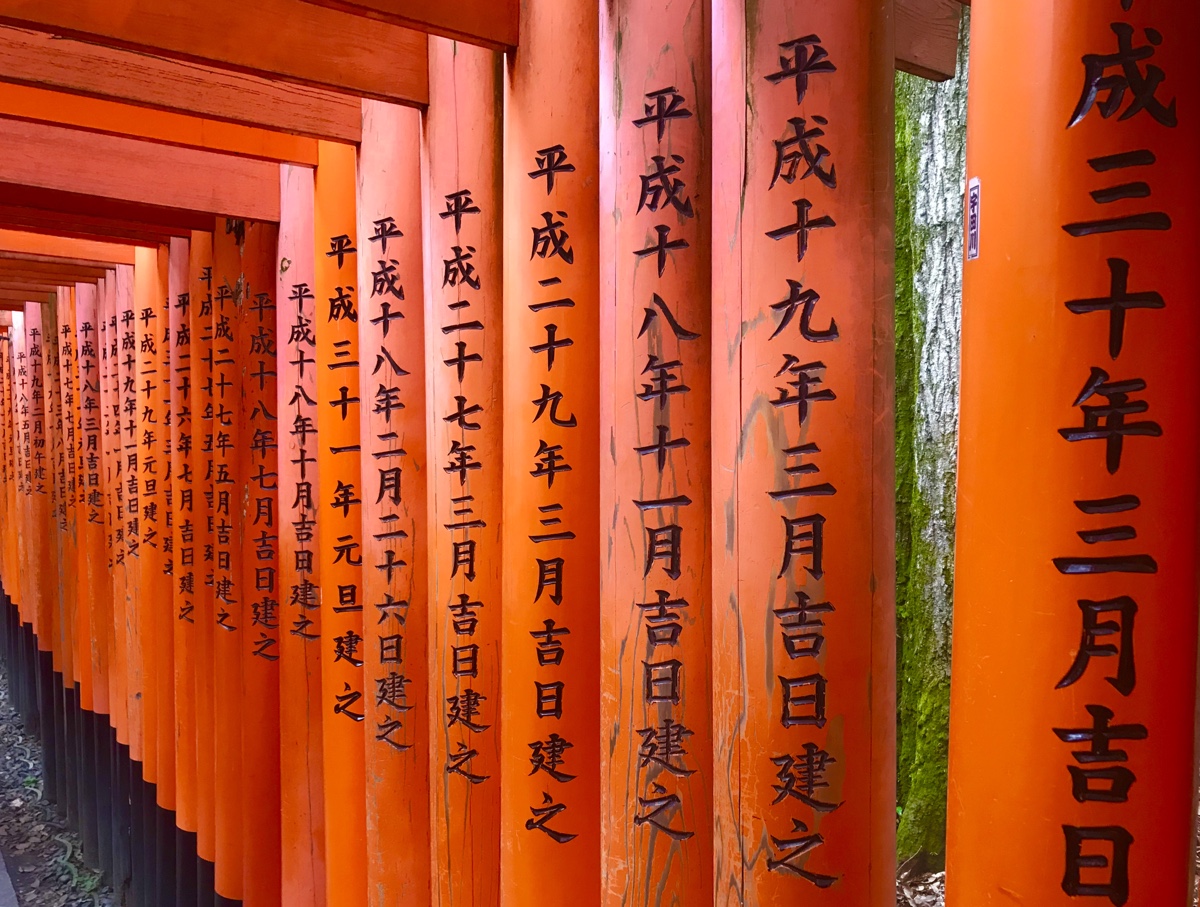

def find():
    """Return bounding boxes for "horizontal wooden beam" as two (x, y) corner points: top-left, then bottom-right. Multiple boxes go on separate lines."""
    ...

(299, 0), (515, 50)
(0, 277), (71, 293)
(0, 200), (192, 247)
(0, 28), (361, 143)
(0, 288), (50, 304)
(0, 248), (125, 270)
(0, 82), (320, 164)
(0, 259), (108, 281)
(0, 119), (280, 220)
(0, 0), (428, 105)
(0, 229), (138, 264)
(896, 0), (963, 82)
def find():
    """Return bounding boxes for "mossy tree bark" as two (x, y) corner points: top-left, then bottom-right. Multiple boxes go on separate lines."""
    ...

(894, 11), (969, 866)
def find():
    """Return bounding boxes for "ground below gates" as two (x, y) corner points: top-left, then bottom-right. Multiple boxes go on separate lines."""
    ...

(0, 664), (1192, 907)
(0, 673), (113, 907)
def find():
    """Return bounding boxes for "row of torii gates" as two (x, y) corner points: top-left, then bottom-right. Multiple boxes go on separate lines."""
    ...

(0, 0), (1191, 905)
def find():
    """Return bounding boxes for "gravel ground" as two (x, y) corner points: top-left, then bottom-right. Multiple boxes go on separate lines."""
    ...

(0, 673), (114, 907)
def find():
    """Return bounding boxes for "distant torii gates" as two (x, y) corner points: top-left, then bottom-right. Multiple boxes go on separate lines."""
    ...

(0, 1), (1195, 907)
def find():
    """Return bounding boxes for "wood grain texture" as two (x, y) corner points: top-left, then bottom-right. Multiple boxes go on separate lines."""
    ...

(0, 120), (280, 220)
(299, 0), (516, 50)
(0, 231), (138, 264)
(0, 82), (319, 163)
(0, 27), (362, 141)
(0, 0), (428, 104)
(896, 0), (962, 81)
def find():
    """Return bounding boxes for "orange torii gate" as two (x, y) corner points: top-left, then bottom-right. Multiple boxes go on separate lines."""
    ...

(9, 3), (1200, 907)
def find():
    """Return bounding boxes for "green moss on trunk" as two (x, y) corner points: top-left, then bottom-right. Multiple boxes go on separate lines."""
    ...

(894, 16), (969, 864)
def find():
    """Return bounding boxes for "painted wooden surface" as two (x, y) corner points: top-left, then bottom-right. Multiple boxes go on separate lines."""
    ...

(313, 139), (367, 907)
(426, 37), (502, 907)
(948, 2), (1200, 904)
(0, 120), (280, 221)
(710, 1), (896, 902)
(357, 99), (430, 907)
(240, 220), (283, 907)
(277, 164), (326, 907)
(298, 0), (516, 50)
(0, 83), (319, 164)
(0, 26), (361, 142)
(168, 236), (197, 833)
(502, 0), (601, 901)
(188, 231), (218, 865)
(0, 0), (429, 105)
(211, 221), (245, 900)
(598, 0), (713, 900)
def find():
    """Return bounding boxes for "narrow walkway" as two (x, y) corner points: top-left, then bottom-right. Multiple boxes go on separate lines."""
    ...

(0, 672), (113, 907)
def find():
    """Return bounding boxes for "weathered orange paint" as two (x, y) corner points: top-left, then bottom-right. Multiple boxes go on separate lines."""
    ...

(502, 0), (601, 899)
(189, 231), (218, 864)
(277, 163), (327, 907)
(211, 220), (245, 901)
(426, 37), (502, 906)
(239, 219), (282, 907)
(314, 138), (367, 907)
(947, 3), (1200, 905)
(133, 244), (166, 790)
(357, 98), (430, 907)
(710, 1), (896, 902)
(597, 0), (713, 898)
(24, 300), (53, 649)
(169, 235), (198, 832)
(76, 280), (111, 718)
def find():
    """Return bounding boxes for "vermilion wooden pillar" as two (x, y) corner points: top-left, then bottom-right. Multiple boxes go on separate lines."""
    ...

(710, 1), (896, 902)
(426, 37), (502, 905)
(277, 163), (327, 907)
(103, 271), (132, 748)
(240, 220), (282, 907)
(598, 1), (713, 899)
(314, 138), (367, 907)
(45, 292), (71, 687)
(134, 245), (168, 796)
(189, 232), (219, 872)
(12, 309), (29, 634)
(947, 4), (1200, 905)
(168, 236), (198, 840)
(12, 310), (28, 631)
(502, 0), (601, 899)
(357, 99), (430, 907)
(211, 220), (245, 903)
(77, 282), (111, 724)
(24, 301), (52, 652)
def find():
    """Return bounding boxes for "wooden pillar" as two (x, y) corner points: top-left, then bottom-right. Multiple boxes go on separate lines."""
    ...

(597, 0), (713, 899)
(947, 3), (1200, 905)
(189, 233), (219, 870)
(50, 289), (80, 708)
(241, 220), (282, 907)
(12, 308), (29, 632)
(502, 0), (601, 899)
(211, 220), (246, 903)
(134, 245), (168, 795)
(426, 38), (502, 904)
(314, 138), (367, 907)
(77, 282), (111, 721)
(710, 1), (896, 902)
(356, 99), (429, 906)
(0, 331), (11, 608)
(12, 310), (29, 631)
(102, 270), (132, 748)
(25, 300), (53, 651)
(169, 236), (198, 838)
(277, 163), (327, 907)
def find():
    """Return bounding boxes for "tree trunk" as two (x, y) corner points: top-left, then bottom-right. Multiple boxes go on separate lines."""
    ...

(894, 10), (968, 866)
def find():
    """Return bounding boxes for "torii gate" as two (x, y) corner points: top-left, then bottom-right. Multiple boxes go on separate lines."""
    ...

(0, 1), (1194, 907)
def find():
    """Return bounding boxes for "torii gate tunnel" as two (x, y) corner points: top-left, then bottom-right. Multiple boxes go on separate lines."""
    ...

(0, 0), (1193, 905)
